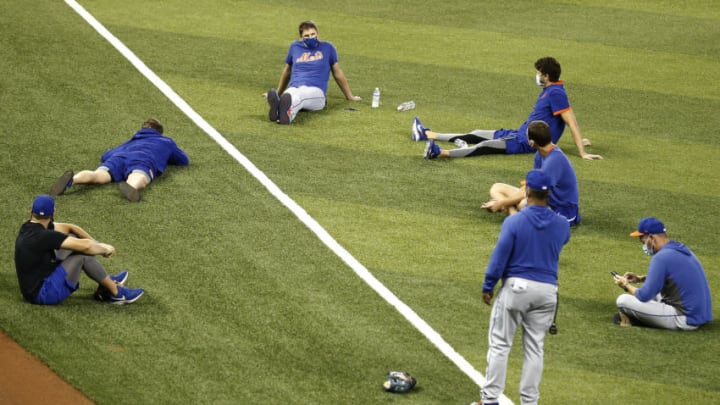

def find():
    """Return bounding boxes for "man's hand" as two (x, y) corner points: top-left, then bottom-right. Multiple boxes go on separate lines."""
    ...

(581, 152), (603, 160)
(482, 291), (493, 305)
(481, 200), (504, 213)
(98, 243), (115, 258)
(614, 275), (629, 290)
(348, 95), (362, 101)
(623, 272), (642, 283)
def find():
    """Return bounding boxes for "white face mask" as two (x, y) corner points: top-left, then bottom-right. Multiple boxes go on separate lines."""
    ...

(535, 73), (543, 87)
(642, 238), (655, 256)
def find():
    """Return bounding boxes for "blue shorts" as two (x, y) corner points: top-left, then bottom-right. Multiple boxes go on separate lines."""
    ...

(100, 155), (154, 183)
(34, 265), (79, 305)
(493, 129), (534, 155)
(554, 205), (581, 226)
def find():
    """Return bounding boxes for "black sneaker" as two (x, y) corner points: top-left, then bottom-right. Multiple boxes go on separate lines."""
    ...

(278, 93), (292, 125)
(267, 88), (280, 122)
(49, 171), (74, 196)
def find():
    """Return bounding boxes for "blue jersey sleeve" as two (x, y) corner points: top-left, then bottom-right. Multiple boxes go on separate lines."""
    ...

(635, 257), (667, 302)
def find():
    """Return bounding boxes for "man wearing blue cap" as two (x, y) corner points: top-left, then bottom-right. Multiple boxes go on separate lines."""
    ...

(473, 169), (571, 405)
(612, 217), (713, 330)
(481, 120), (581, 226)
(14, 195), (144, 305)
(48, 118), (189, 202)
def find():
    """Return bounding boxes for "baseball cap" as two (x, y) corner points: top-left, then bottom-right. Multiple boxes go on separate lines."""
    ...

(629, 217), (666, 237)
(525, 169), (550, 191)
(31, 195), (55, 216)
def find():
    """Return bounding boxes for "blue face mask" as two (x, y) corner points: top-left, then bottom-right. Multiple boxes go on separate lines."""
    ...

(303, 37), (319, 48)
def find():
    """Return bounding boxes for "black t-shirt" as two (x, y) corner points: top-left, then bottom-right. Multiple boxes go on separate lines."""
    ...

(14, 221), (68, 302)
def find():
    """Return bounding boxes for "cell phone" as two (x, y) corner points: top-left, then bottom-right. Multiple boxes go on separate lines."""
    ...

(610, 271), (620, 278)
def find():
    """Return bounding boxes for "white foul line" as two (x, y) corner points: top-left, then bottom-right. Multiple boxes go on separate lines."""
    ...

(63, 1), (512, 403)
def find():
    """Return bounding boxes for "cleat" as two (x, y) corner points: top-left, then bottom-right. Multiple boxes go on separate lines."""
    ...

(49, 171), (74, 196)
(267, 88), (280, 122)
(412, 116), (428, 141)
(110, 270), (128, 285)
(119, 182), (141, 202)
(278, 93), (292, 125)
(423, 139), (441, 160)
(109, 285), (144, 305)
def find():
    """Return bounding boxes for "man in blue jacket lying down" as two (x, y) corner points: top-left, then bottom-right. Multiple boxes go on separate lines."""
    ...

(49, 118), (189, 202)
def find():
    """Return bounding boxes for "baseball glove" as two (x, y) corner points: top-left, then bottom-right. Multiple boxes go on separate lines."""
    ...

(93, 286), (112, 302)
(382, 371), (416, 393)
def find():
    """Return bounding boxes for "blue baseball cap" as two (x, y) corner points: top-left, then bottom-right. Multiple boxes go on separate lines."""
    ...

(31, 195), (55, 216)
(525, 169), (550, 191)
(629, 217), (666, 237)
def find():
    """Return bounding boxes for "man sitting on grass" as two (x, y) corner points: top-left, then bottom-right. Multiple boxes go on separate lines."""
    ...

(480, 120), (581, 226)
(413, 56), (602, 161)
(14, 195), (144, 305)
(612, 217), (713, 330)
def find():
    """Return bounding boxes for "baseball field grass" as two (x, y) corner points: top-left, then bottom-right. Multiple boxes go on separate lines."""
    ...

(1, 0), (718, 403)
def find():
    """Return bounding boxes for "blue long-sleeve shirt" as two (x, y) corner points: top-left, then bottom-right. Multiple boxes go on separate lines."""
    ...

(636, 241), (713, 326)
(534, 146), (579, 217)
(100, 128), (189, 176)
(483, 205), (571, 292)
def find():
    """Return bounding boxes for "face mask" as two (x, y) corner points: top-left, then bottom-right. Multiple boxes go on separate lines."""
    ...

(535, 73), (543, 87)
(303, 37), (319, 48)
(642, 239), (655, 256)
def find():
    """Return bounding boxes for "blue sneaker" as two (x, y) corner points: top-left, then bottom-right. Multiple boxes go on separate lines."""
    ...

(412, 116), (428, 141)
(49, 171), (74, 196)
(110, 285), (144, 305)
(110, 270), (128, 285)
(267, 88), (280, 122)
(423, 139), (441, 160)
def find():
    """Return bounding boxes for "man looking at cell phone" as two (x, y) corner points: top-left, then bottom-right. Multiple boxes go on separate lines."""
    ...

(613, 217), (713, 330)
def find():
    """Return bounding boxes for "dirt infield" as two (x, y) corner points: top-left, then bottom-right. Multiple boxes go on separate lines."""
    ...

(0, 331), (94, 405)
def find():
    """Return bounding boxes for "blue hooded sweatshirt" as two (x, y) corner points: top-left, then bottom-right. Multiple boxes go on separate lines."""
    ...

(636, 241), (713, 326)
(483, 205), (570, 292)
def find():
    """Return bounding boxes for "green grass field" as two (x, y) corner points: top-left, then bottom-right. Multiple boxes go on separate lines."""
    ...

(1, 1), (719, 403)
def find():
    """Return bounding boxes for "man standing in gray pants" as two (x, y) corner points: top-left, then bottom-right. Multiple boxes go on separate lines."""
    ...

(472, 170), (571, 405)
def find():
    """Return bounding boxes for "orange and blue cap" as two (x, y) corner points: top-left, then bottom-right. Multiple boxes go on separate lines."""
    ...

(629, 217), (665, 237)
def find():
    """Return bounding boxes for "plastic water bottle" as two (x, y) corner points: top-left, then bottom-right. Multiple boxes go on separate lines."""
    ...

(454, 139), (468, 148)
(371, 87), (380, 108)
(396, 101), (416, 112)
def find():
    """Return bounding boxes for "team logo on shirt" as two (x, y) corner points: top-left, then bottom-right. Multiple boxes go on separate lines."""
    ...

(296, 51), (324, 63)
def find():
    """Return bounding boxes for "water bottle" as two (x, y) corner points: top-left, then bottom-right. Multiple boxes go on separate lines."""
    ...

(371, 87), (380, 108)
(454, 139), (468, 148)
(396, 101), (416, 112)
